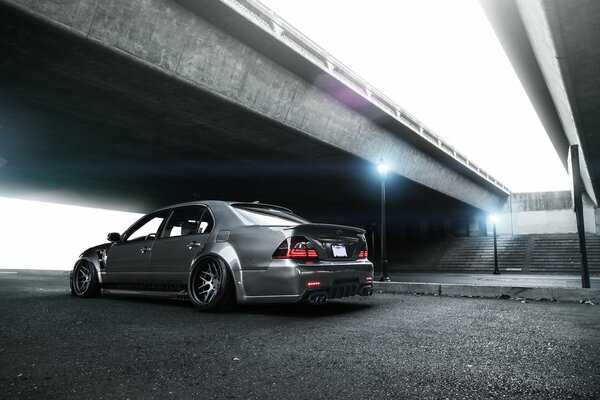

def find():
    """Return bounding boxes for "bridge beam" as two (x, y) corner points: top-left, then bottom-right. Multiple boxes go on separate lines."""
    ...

(0, 0), (507, 212)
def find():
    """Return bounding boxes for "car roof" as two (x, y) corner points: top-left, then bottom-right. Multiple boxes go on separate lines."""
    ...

(152, 200), (294, 214)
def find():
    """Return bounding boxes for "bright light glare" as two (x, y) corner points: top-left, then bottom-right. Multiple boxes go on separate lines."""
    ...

(488, 214), (498, 223)
(0, 197), (142, 270)
(377, 164), (389, 175)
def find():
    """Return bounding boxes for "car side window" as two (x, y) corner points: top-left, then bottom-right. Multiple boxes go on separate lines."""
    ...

(125, 211), (169, 243)
(160, 206), (213, 239)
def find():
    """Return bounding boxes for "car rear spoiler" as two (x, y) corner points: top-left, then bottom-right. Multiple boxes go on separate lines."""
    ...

(229, 202), (294, 214)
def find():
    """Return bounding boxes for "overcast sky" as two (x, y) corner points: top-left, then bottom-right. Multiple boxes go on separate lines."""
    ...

(260, 0), (570, 192)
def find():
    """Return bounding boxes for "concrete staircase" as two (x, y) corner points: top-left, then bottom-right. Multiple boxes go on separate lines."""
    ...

(387, 234), (600, 274)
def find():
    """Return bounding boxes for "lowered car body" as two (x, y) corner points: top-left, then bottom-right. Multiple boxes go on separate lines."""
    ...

(71, 201), (374, 311)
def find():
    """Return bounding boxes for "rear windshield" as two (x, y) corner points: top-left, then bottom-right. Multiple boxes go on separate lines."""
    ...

(232, 206), (308, 226)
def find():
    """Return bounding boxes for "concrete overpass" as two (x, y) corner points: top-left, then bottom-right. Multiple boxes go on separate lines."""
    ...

(0, 0), (508, 232)
(481, 0), (599, 206)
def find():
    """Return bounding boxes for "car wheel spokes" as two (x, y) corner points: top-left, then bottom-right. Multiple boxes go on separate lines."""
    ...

(75, 261), (91, 294)
(193, 260), (223, 305)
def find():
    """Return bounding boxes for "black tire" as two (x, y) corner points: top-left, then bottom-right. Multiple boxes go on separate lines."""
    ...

(71, 259), (100, 298)
(188, 257), (236, 312)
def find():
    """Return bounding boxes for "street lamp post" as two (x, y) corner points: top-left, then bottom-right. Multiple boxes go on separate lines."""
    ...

(490, 215), (500, 275)
(377, 163), (390, 282)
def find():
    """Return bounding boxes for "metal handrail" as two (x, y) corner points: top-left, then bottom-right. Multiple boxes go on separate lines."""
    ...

(221, 0), (510, 193)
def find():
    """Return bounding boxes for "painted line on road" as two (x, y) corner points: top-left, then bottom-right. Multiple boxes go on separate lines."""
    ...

(0, 272), (17, 274)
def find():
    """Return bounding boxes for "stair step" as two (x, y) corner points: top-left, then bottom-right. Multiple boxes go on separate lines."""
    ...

(388, 233), (600, 274)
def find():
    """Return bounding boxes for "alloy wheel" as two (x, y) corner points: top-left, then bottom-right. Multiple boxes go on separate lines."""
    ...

(192, 259), (223, 305)
(74, 260), (92, 295)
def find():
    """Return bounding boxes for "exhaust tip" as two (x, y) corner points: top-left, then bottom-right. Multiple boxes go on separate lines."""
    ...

(308, 292), (328, 305)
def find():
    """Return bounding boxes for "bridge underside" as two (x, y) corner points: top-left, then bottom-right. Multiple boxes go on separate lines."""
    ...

(480, 0), (600, 205)
(0, 2), (495, 233)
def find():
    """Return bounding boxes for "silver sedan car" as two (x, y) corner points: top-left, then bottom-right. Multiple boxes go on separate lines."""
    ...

(70, 201), (374, 311)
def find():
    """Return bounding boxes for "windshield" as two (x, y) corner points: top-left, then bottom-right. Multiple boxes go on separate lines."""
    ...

(232, 206), (308, 226)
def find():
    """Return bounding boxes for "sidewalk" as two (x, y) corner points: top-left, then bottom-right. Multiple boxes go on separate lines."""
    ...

(373, 273), (600, 303)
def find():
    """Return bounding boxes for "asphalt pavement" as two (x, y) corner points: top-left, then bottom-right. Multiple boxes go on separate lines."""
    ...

(1, 271), (599, 399)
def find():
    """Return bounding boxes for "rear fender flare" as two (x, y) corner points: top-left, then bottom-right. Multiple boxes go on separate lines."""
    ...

(190, 243), (246, 302)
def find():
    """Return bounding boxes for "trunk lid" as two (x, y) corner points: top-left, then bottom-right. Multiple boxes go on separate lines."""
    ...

(285, 224), (366, 261)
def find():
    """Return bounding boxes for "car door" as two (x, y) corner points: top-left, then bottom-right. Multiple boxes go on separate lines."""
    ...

(147, 205), (214, 289)
(104, 210), (171, 289)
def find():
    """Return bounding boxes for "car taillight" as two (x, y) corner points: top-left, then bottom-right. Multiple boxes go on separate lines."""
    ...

(358, 245), (368, 259)
(273, 236), (319, 259)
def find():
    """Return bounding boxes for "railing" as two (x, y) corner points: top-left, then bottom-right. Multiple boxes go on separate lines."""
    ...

(221, 0), (510, 194)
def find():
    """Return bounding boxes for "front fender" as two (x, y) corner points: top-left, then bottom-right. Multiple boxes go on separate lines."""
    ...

(69, 255), (102, 296)
(78, 243), (112, 284)
(73, 255), (104, 285)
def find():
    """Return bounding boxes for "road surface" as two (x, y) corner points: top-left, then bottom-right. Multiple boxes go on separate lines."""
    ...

(0, 271), (598, 399)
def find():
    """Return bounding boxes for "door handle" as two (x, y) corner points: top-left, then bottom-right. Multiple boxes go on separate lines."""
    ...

(187, 241), (203, 250)
(140, 246), (151, 253)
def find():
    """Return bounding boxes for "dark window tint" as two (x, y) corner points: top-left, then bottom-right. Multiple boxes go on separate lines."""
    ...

(232, 206), (308, 226)
(160, 206), (214, 238)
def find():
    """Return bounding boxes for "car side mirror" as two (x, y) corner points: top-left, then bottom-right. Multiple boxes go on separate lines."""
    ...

(107, 232), (121, 242)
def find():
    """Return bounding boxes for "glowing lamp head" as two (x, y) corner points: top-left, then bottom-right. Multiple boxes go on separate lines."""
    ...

(488, 214), (498, 224)
(377, 163), (389, 175)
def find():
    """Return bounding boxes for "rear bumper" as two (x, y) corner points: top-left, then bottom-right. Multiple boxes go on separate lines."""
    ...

(238, 260), (374, 304)
(304, 282), (374, 300)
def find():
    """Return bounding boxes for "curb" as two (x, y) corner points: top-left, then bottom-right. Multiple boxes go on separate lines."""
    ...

(373, 282), (600, 303)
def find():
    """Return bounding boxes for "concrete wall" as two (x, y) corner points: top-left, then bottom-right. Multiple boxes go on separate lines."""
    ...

(490, 191), (597, 235)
